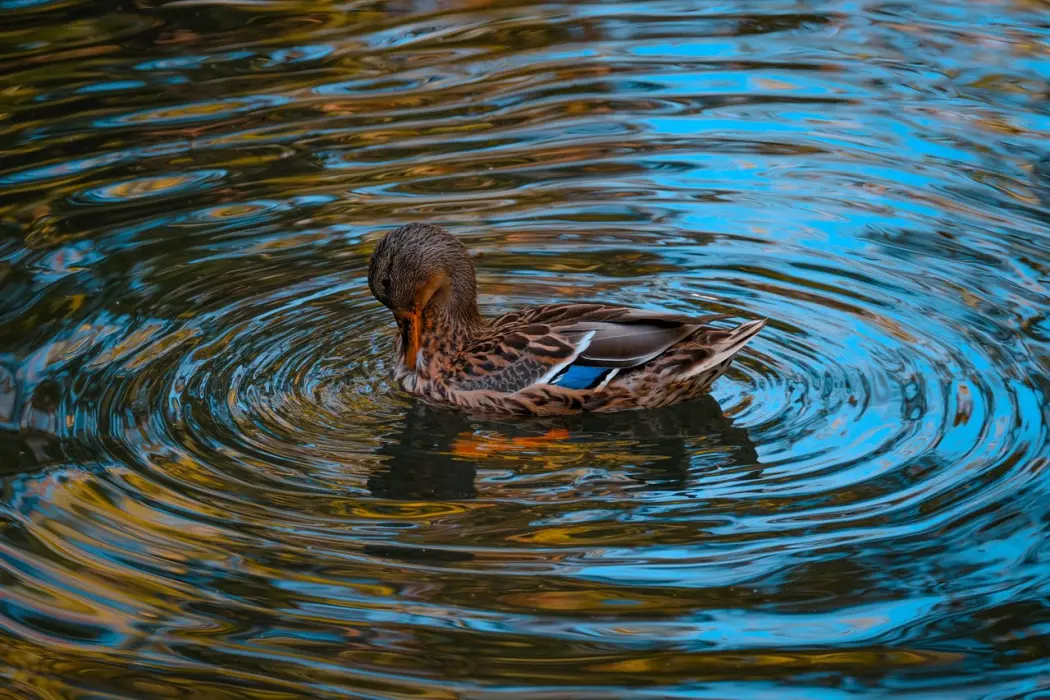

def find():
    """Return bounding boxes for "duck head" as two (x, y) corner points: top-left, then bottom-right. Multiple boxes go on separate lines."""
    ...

(368, 223), (481, 372)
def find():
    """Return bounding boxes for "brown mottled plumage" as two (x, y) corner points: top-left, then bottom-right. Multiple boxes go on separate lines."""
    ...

(368, 223), (766, 416)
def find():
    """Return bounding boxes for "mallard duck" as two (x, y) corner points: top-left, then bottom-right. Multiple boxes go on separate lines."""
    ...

(368, 223), (766, 416)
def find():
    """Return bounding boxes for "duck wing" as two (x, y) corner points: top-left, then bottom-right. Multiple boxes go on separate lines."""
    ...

(450, 304), (729, 393)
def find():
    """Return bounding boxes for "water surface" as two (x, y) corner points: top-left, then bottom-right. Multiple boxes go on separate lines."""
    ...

(2, 0), (1050, 697)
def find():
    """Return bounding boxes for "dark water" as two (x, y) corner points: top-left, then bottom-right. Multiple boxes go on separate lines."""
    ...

(2, 0), (1050, 697)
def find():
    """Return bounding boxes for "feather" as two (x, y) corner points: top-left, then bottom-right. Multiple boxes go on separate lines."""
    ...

(594, 368), (619, 390)
(535, 330), (595, 385)
(573, 322), (699, 367)
(551, 364), (616, 390)
(682, 319), (766, 378)
(450, 305), (734, 393)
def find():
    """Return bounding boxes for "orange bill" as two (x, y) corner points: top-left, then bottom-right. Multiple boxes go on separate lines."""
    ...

(397, 309), (422, 371)
(398, 271), (448, 373)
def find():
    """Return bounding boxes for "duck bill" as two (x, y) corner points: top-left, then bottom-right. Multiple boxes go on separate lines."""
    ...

(397, 310), (422, 371)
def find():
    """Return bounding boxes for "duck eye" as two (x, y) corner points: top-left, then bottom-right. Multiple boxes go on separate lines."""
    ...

(382, 276), (391, 295)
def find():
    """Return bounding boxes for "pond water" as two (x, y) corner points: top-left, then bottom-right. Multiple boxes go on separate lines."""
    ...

(3, 0), (1050, 697)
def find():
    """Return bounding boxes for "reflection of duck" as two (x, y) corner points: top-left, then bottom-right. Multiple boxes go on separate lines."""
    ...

(369, 403), (477, 500)
(369, 395), (760, 500)
(367, 224), (765, 415)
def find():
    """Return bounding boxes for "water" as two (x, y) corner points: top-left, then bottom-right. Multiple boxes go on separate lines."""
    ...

(2, 0), (1050, 697)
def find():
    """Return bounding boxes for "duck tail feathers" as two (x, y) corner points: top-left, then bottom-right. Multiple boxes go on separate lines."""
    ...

(683, 318), (766, 378)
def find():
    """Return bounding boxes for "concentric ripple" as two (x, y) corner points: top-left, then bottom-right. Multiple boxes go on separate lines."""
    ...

(2, 0), (1050, 698)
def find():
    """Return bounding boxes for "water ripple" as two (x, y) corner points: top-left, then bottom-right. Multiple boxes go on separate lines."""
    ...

(72, 170), (229, 204)
(1, 0), (1049, 698)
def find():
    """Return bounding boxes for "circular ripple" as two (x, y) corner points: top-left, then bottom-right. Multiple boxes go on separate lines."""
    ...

(2, 1), (1050, 698)
(72, 170), (228, 203)
(94, 95), (291, 127)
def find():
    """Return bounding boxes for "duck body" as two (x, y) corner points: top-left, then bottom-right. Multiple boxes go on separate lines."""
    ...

(368, 224), (765, 416)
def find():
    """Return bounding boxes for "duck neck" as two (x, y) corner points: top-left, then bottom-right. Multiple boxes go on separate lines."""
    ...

(413, 297), (483, 379)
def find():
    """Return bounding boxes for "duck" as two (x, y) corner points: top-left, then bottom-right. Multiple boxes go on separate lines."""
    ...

(368, 223), (766, 416)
